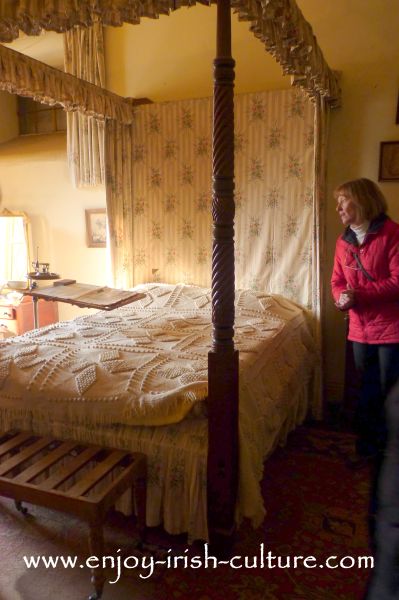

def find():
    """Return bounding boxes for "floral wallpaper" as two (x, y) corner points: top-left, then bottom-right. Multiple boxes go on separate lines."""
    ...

(129, 88), (315, 307)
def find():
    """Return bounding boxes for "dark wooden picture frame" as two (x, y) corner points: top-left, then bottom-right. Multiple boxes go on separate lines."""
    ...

(378, 141), (399, 181)
(85, 208), (107, 248)
(396, 93), (399, 124)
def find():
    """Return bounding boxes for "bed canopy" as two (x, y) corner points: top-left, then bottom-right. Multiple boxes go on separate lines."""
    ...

(0, 0), (340, 548)
(0, 0), (340, 105)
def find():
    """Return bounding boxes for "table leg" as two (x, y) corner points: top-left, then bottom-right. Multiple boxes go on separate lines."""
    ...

(32, 296), (39, 329)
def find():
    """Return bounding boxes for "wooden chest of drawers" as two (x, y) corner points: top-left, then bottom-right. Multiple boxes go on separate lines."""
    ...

(0, 295), (58, 335)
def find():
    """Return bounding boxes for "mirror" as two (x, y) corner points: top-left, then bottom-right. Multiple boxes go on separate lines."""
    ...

(0, 209), (31, 289)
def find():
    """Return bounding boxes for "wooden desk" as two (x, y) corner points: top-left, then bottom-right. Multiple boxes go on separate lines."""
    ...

(22, 283), (145, 327)
(0, 430), (146, 600)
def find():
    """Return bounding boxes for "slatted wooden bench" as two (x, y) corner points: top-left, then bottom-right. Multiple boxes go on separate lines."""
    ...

(0, 430), (146, 600)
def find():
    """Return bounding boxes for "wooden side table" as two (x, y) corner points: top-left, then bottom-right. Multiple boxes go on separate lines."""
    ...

(0, 431), (147, 600)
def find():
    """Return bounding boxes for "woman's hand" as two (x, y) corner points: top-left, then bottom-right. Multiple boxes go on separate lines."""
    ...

(335, 287), (355, 311)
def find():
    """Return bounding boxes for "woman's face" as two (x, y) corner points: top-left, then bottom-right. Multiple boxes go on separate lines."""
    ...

(336, 193), (361, 226)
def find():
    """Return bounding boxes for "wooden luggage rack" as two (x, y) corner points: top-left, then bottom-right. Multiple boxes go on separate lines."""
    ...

(0, 430), (146, 599)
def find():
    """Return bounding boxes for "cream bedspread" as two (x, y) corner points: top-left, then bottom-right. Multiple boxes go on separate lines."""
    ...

(0, 284), (316, 540)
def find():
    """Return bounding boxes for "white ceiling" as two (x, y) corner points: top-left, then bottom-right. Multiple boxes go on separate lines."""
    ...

(298, 0), (399, 72)
(2, 31), (64, 69)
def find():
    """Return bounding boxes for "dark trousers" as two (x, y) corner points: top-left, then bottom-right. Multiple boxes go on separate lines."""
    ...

(352, 342), (399, 455)
(366, 381), (399, 600)
(352, 343), (399, 549)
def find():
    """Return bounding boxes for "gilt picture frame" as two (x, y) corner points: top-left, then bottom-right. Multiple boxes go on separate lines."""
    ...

(85, 208), (107, 248)
(378, 141), (399, 182)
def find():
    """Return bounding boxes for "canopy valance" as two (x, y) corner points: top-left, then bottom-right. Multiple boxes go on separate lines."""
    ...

(0, 0), (341, 107)
(0, 43), (135, 123)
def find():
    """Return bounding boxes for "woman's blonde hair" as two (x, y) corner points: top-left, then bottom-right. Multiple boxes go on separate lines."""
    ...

(334, 178), (388, 221)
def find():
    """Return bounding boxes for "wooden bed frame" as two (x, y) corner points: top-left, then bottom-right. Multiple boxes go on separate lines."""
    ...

(0, 1), (240, 551)
(0, 0), (340, 553)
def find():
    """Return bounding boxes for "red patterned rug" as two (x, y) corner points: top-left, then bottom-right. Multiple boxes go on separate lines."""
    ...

(0, 426), (372, 599)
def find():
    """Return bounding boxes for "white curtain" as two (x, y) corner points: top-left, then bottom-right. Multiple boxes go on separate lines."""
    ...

(64, 21), (105, 187)
(105, 120), (135, 289)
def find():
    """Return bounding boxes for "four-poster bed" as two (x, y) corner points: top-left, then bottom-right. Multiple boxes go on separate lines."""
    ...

(0, 0), (340, 548)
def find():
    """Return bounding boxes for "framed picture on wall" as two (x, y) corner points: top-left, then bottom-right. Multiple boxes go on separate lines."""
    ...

(85, 208), (107, 248)
(378, 141), (399, 181)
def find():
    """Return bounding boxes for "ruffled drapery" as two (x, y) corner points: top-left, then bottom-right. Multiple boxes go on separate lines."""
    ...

(0, 44), (135, 124)
(0, 0), (341, 107)
(231, 0), (341, 107)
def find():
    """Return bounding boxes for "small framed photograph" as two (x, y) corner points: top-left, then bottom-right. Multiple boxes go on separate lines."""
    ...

(378, 141), (399, 181)
(85, 208), (107, 248)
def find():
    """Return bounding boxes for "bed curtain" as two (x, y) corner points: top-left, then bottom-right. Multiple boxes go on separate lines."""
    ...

(120, 90), (315, 304)
(311, 96), (330, 414)
(64, 20), (106, 187)
(105, 120), (135, 290)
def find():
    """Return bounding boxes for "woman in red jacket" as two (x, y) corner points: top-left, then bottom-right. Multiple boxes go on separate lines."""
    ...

(331, 178), (399, 458)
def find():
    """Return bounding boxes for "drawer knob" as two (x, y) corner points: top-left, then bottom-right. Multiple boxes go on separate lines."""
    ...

(1, 308), (16, 319)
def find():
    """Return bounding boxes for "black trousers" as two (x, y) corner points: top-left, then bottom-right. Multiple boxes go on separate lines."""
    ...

(352, 342), (399, 455)
(366, 381), (399, 600)
(352, 343), (399, 549)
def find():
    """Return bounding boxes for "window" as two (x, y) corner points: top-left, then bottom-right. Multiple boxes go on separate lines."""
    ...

(0, 211), (30, 286)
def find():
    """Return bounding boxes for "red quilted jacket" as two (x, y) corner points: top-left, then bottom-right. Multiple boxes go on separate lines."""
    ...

(331, 214), (399, 344)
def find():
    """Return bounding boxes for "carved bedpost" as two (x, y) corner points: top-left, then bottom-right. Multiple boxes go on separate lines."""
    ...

(207, 0), (239, 553)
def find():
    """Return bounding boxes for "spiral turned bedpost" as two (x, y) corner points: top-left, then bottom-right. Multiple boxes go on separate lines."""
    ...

(207, 0), (239, 555)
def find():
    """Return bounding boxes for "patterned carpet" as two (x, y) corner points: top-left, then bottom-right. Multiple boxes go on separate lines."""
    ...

(0, 426), (372, 600)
